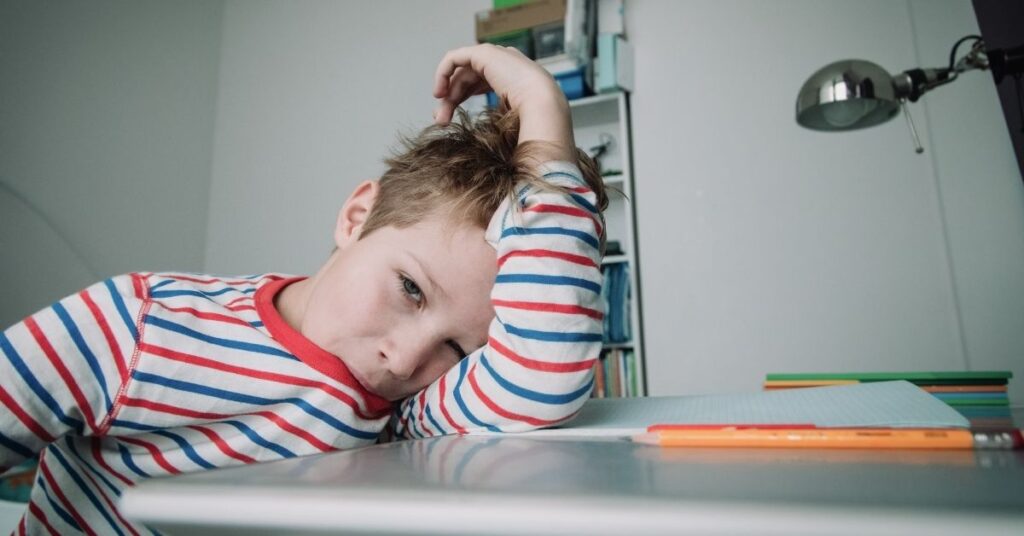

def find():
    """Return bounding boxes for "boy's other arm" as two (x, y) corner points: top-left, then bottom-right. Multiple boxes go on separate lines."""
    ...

(0, 275), (143, 470)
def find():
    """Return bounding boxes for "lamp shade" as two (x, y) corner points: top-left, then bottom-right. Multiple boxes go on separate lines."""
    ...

(796, 59), (901, 131)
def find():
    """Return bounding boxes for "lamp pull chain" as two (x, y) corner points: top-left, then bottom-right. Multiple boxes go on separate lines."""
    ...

(900, 99), (925, 154)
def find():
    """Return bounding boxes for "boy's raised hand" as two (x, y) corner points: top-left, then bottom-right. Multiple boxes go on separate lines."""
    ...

(433, 44), (575, 162)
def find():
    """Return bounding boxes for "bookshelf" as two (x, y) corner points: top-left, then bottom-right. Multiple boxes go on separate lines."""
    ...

(569, 91), (645, 397)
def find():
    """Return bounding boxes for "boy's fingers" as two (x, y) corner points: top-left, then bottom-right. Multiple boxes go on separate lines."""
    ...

(447, 66), (484, 105)
(433, 44), (500, 98)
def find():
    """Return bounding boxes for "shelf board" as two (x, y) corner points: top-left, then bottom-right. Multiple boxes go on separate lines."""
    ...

(602, 255), (628, 265)
(602, 341), (634, 350)
(569, 91), (623, 109)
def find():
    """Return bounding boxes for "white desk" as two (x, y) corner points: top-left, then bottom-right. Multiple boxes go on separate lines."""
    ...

(122, 412), (1024, 535)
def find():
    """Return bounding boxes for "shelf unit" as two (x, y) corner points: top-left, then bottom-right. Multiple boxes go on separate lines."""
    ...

(569, 91), (645, 397)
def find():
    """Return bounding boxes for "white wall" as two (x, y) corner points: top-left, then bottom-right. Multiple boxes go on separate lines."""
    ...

(203, 0), (490, 275)
(0, 0), (222, 327)
(628, 0), (1024, 401)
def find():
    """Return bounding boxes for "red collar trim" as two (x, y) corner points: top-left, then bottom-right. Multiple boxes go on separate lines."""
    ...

(255, 277), (392, 415)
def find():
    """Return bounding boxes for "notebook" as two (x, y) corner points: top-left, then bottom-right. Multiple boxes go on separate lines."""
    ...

(513, 381), (970, 437)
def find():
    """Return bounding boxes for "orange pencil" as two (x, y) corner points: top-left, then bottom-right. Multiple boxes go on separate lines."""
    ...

(633, 428), (1024, 450)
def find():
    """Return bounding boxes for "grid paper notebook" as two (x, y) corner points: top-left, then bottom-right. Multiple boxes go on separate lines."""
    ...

(551, 381), (970, 433)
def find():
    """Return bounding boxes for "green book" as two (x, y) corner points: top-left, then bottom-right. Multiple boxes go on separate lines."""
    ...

(766, 371), (1012, 383)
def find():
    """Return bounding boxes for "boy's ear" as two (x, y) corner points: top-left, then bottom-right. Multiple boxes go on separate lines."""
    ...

(335, 180), (380, 249)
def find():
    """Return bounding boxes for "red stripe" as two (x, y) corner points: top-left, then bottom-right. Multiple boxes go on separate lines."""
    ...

(497, 248), (596, 268)
(525, 203), (602, 236)
(157, 305), (253, 327)
(79, 290), (128, 382)
(139, 343), (386, 420)
(466, 366), (563, 427)
(119, 396), (228, 420)
(0, 385), (56, 442)
(252, 411), (334, 452)
(118, 437), (181, 474)
(25, 317), (101, 434)
(27, 501), (59, 536)
(225, 304), (257, 312)
(186, 425), (257, 464)
(120, 396), (333, 453)
(158, 274), (283, 286)
(488, 336), (597, 373)
(417, 390), (433, 437)
(224, 296), (252, 307)
(491, 299), (603, 320)
(131, 273), (146, 300)
(568, 186), (590, 193)
(437, 375), (466, 434)
(39, 458), (96, 535)
(91, 439), (133, 487)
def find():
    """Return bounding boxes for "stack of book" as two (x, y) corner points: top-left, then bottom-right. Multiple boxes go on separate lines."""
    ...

(592, 347), (638, 398)
(763, 371), (1014, 429)
(600, 261), (631, 344)
(475, 0), (632, 102)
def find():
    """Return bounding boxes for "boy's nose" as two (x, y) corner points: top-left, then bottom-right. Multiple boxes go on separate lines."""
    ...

(383, 337), (434, 380)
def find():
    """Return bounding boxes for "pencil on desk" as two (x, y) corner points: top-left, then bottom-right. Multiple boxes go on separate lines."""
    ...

(634, 428), (1024, 450)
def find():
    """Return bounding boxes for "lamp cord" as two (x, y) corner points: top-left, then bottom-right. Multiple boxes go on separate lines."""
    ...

(948, 34), (982, 71)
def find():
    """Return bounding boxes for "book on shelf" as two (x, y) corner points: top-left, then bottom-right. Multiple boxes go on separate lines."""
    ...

(592, 347), (637, 398)
(601, 261), (631, 344)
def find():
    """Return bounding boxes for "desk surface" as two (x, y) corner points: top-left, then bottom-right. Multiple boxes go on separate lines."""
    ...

(123, 413), (1024, 536)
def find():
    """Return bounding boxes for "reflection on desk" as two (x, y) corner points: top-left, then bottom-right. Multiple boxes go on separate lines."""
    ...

(122, 431), (1024, 536)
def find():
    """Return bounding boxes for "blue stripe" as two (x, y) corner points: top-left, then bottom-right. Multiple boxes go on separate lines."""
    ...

(48, 446), (126, 536)
(65, 437), (121, 497)
(424, 405), (445, 436)
(568, 192), (598, 214)
(152, 430), (217, 470)
(495, 273), (601, 294)
(149, 287), (256, 299)
(480, 354), (594, 405)
(38, 478), (82, 531)
(148, 279), (175, 292)
(503, 322), (603, 343)
(105, 278), (138, 341)
(53, 303), (113, 411)
(117, 443), (150, 478)
(223, 420), (296, 459)
(452, 357), (499, 432)
(249, 321), (264, 328)
(0, 332), (85, 433)
(144, 316), (296, 360)
(542, 170), (584, 186)
(0, 429), (34, 458)
(131, 371), (378, 441)
(501, 226), (599, 250)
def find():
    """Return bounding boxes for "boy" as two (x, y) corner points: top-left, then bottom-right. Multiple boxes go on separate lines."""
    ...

(0, 44), (607, 534)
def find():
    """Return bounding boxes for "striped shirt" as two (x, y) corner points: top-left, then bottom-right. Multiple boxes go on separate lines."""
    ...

(1, 161), (604, 535)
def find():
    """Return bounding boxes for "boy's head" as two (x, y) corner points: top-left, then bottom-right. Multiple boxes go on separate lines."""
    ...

(289, 108), (606, 402)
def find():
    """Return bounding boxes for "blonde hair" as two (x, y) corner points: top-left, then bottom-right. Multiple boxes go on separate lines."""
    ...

(360, 106), (608, 250)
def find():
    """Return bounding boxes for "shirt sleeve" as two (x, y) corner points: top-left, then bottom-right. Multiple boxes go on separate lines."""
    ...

(394, 161), (604, 437)
(0, 274), (144, 471)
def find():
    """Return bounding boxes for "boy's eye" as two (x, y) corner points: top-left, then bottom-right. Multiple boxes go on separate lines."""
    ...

(399, 275), (423, 304)
(446, 340), (467, 360)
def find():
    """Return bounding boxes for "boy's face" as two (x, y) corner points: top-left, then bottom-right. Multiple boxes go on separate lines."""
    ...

(297, 181), (497, 401)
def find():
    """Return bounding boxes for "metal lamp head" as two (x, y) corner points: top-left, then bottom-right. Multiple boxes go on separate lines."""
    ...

(796, 59), (901, 131)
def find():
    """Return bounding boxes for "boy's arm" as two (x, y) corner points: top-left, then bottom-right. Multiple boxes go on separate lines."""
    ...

(393, 45), (603, 436)
(0, 275), (143, 470)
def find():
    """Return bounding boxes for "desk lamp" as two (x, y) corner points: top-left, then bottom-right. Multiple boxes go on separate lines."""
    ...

(795, 35), (1024, 153)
